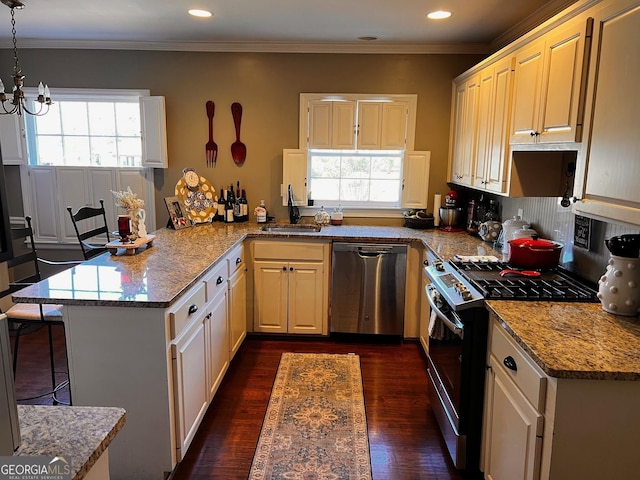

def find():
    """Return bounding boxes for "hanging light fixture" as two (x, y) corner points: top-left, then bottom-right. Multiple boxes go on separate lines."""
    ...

(0, 0), (51, 116)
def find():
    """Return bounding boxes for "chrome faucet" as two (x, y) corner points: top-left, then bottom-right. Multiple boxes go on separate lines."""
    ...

(288, 184), (301, 224)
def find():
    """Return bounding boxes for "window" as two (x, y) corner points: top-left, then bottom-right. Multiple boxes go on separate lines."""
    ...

(24, 89), (148, 167)
(292, 93), (422, 212)
(308, 150), (404, 207)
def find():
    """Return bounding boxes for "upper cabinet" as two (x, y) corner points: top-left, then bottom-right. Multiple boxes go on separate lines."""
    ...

(510, 17), (593, 144)
(449, 75), (480, 187)
(573, 0), (640, 226)
(357, 102), (408, 150)
(140, 96), (169, 168)
(0, 114), (27, 165)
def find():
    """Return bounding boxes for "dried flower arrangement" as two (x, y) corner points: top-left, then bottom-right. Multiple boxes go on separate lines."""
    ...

(111, 186), (144, 211)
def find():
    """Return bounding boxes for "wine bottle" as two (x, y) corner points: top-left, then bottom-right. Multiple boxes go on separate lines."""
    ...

(217, 187), (226, 221)
(240, 189), (248, 222)
(225, 188), (235, 223)
(233, 181), (241, 221)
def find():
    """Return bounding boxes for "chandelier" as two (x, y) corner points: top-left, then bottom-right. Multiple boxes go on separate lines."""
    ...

(0, 0), (51, 116)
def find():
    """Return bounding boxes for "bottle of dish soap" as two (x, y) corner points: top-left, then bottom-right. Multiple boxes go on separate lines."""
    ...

(254, 200), (267, 224)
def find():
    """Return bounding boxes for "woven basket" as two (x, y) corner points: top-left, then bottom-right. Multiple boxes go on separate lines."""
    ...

(403, 215), (434, 229)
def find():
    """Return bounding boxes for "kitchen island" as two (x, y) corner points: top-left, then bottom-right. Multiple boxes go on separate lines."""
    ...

(12, 222), (640, 480)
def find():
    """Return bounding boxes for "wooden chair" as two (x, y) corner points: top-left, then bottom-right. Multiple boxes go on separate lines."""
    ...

(0, 216), (81, 404)
(67, 199), (111, 260)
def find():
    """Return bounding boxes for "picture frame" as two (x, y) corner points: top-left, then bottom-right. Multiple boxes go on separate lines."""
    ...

(164, 196), (192, 230)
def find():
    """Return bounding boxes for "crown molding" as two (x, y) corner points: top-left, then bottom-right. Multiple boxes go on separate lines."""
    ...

(0, 38), (492, 55)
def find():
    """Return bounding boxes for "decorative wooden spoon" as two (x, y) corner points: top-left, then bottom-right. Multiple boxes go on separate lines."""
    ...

(231, 102), (246, 166)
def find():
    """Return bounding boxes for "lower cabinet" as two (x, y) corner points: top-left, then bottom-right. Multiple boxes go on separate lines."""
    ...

(206, 286), (229, 402)
(250, 239), (330, 335)
(171, 310), (209, 460)
(483, 354), (543, 480)
(227, 244), (247, 359)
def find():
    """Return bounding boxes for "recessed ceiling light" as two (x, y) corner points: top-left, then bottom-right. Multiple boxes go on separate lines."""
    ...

(188, 9), (213, 18)
(426, 10), (452, 20)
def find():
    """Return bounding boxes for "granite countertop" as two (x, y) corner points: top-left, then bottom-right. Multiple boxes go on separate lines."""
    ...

(486, 301), (640, 381)
(12, 223), (497, 308)
(15, 405), (126, 480)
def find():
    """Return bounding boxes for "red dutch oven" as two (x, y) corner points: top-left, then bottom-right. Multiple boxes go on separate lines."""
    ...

(507, 237), (563, 269)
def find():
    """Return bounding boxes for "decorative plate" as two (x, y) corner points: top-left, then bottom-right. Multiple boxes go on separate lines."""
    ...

(175, 174), (217, 223)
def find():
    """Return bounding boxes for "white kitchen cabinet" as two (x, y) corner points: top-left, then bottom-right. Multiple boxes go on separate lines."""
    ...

(308, 100), (356, 150)
(205, 280), (229, 402)
(171, 307), (208, 461)
(573, 0), (640, 226)
(227, 244), (247, 359)
(510, 17), (593, 144)
(474, 58), (514, 194)
(484, 355), (544, 480)
(449, 75), (480, 186)
(250, 239), (330, 335)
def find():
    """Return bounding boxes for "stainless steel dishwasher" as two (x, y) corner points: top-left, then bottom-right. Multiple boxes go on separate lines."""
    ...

(330, 242), (407, 336)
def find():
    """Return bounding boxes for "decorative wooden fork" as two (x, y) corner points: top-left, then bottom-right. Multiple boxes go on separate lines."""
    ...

(205, 101), (218, 167)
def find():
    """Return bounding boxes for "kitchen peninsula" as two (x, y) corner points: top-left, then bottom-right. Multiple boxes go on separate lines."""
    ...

(12, 223), (640, 480)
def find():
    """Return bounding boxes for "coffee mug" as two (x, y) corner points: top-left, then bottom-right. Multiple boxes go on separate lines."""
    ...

(478, 221), (502, 242)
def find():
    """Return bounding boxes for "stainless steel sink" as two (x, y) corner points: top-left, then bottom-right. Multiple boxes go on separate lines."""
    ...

(260, 224), (321, 233)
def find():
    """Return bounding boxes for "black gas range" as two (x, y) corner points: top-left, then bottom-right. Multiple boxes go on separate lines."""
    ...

(449, 259), (599, 302)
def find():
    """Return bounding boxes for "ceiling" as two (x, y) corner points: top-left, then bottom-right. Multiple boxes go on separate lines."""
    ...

(0, 0), (577, 54)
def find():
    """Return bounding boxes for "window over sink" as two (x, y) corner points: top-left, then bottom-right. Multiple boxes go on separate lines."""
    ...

(284, 93), (429, 215)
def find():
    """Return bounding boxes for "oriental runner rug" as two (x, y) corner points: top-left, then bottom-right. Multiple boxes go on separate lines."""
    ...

(248, 352), (372, 480)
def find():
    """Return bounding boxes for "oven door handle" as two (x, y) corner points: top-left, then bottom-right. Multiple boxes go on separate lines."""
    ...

(426, 284), (464, 336)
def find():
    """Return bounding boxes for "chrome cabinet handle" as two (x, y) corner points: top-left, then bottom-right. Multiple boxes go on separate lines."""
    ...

(503, 355), (518, 371)
(216, 276), (224, 285)
(188, 304), (198, 315)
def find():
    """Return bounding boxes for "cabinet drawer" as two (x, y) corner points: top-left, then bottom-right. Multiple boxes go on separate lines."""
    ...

(491, 320), (546, 411)
(253, 240), (326, 261)
(169, 282), (206, 339)
(227, 244), (245, 276)
(203, 260), (227, 303)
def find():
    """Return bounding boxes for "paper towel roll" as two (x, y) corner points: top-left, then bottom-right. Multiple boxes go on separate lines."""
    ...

(434, 193), (441, 226)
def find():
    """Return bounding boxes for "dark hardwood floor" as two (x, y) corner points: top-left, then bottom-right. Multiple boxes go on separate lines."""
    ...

(12, 327), (463, 479)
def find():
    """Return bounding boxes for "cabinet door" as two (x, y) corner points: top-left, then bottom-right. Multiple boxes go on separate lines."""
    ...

(538, 18), (592, 143)
(450, 76), (480, 185)
(357, 102), (382, 149)
(206, 289), (229, 402)
(510, 40), (545, 144)
(253, 261), (288, 333)
(171, 316), (208, 461)
(474, 67), (497, 189)
(401, 151), (431, 209)
(573, 0), (640, 226)
(228, 267), (246, 359)
(484, 356), (543, 480)
(287, 261), (325, 334)
(485, 58), (514, 194)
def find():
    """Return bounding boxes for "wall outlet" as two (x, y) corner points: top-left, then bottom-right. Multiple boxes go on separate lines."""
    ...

(517, 208), (524, 219)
